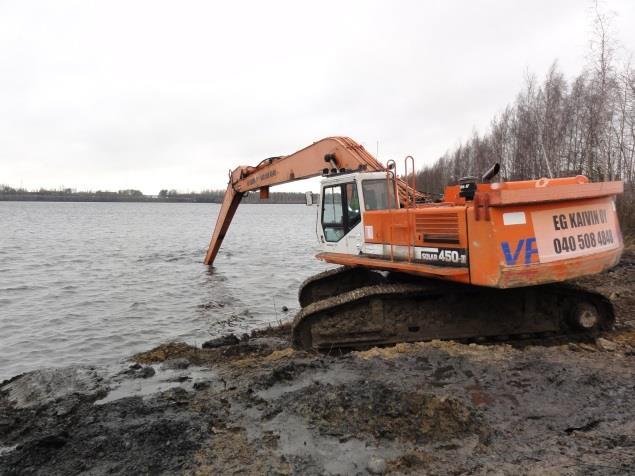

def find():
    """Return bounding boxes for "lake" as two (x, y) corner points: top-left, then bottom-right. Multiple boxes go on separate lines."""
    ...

(0, 202), (330, 381)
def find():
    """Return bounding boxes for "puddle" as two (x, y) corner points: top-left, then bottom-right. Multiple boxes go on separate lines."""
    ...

(95, 366), (218, 405)
(256, 367), (359, 401)
(268, 411), (400, 475)
(2, 366), (106, 409)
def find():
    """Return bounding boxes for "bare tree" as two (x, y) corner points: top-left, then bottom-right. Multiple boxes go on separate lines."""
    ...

(416, 1), (634, 232)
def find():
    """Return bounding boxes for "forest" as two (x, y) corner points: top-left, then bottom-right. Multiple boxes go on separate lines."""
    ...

(415, 6), (634, 234)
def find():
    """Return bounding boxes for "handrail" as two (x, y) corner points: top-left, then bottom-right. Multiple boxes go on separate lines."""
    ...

(404, 155), (416, 208)
(403, 156), (417, 262)
(386, 160), (397, 261)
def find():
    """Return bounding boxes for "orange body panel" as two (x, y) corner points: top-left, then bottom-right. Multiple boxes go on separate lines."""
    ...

(466, 195), (622, 287)
(363, 207), (468, 249)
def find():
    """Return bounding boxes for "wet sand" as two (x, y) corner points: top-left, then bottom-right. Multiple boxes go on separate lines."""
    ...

(1, 249), (634, 475)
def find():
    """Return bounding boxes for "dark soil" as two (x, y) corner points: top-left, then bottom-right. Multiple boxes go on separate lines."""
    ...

(1, 249), (634, 475)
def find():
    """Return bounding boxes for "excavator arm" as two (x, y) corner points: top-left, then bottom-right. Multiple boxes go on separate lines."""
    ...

(204, 136), (423, 265)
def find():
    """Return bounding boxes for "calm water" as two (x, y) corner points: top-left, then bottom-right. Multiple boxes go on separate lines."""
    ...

(0, 202), (330, 381)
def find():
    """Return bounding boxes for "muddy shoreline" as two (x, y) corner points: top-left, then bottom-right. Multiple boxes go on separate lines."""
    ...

(1, 250), (634, 475)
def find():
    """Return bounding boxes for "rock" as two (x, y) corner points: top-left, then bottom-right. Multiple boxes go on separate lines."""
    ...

(578, 343), (597, 353)
(166, 376), (190, 383)
(160, 358), (191, 370)
(202, 334), (240, 349)
(246, 337), (288, 352)
(55, 400), (76, 417)
(596, 338), (617, 352)
(193, 381), (211, 391)
(135, 366), (156, 379)
(36, 433), (69, 449)
(121, 365), (156, 378)
(367, 456), (387, 474)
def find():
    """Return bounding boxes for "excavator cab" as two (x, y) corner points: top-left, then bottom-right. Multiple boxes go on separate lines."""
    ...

(318, 172), (396, 256)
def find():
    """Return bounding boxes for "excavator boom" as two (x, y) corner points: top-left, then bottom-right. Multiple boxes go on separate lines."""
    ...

(204, 137), (424, 265)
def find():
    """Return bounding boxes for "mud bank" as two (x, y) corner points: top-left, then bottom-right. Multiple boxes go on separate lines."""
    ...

(1, 250), (634, 475)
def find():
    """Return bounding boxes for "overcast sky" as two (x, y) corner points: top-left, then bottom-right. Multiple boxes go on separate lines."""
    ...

(1, 0), (634, 194)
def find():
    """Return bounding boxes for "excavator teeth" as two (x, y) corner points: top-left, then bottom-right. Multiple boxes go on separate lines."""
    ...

(291, 269), (614, 351)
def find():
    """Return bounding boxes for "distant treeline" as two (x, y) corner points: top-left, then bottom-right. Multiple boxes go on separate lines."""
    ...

(416, 7), (635, 234)
(157, 189), (312, 204)
(0, 186), (311, 204)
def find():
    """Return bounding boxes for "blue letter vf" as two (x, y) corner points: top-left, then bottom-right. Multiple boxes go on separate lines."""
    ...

(501, 237), (538, 265)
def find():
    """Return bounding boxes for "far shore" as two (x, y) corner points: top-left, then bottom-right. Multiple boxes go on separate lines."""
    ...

(0, 191), (312, 204)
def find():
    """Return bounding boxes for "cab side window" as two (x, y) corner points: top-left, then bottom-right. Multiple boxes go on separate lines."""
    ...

(322, 186), (345, 242)
(322, 182), (361, 242)
(362, 179), (395, 210)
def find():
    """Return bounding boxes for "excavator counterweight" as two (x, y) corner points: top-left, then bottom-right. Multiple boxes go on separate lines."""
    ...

(204, 137), (624, 350)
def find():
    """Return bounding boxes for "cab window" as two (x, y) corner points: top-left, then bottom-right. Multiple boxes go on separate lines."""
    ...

(322, 182), (361, 242)
(346, 182), (361, 228)
(362, 179), (396, 210)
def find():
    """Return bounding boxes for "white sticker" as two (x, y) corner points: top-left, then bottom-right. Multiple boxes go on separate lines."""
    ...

(503, 212), (526, 226)
(531, 202), (619, 263)
(364, 243), (383, 255)
(364, 225), (374, 239)
(420, 247), (439, 253)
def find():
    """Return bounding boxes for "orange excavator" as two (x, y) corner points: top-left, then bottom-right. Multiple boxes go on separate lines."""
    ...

(204, 137), (624, 350)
